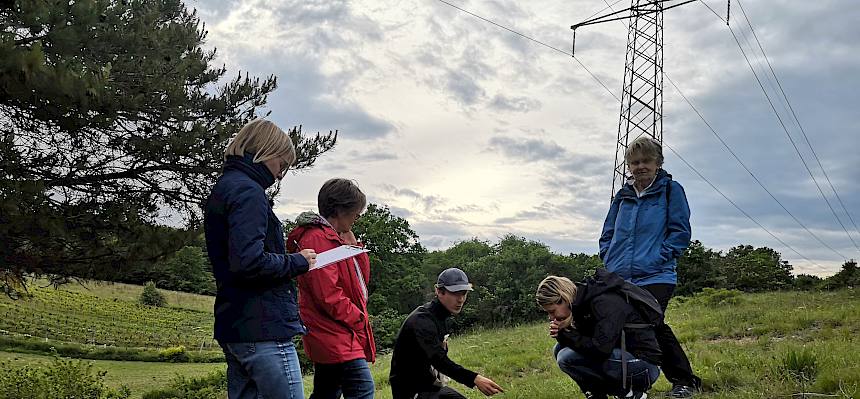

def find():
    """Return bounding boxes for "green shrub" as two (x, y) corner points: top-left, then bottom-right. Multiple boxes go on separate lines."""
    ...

(140, 282), (167, 307)
(0, 357), (131, 399)
(0, 336), (223, 363)
(141, 369), (226, 399)
(693, 288), (744, 307)
(158, 346), (190, 363)
(371, 308), (407, 352)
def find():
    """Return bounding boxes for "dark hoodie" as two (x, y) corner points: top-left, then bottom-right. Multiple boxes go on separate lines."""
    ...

(556, 269), (662, 365)
(389, 299), (478, 399)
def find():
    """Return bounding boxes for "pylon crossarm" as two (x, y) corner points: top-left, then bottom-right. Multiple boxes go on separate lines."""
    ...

(570, 0), (695, 30)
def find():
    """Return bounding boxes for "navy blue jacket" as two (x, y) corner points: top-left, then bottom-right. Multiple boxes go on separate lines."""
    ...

(599, 170), (691, 286)
(204, 154), (310, 342)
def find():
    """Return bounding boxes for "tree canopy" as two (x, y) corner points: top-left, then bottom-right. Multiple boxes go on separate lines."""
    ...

(0, 0), (336, 291)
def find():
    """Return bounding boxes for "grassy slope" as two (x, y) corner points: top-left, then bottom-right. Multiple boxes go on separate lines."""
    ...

(0, 279), (216, 349)
(3, 279), (858, 398)
(27, 278), (214, 313)
(353, 289), (860, 399)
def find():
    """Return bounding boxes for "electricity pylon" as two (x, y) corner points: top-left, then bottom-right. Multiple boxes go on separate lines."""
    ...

(571, 0), (703, 199)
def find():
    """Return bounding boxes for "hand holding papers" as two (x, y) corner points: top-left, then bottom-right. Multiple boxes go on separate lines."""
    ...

(311, 245), (370, 270)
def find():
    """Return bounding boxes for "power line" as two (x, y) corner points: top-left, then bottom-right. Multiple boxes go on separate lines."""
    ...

(431, 0), (833, 269)
(663, 74), (847, 260)
(663, 142), (823, 268)
(699, 0), (860, 254)
(433, 0), (619, 102)
(734, 0), (860, 247)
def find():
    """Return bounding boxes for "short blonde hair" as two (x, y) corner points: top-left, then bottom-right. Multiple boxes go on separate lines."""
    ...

(224, 119), (296, 166)
(624, 136), (663, 166)
(536, 275), (577, 329)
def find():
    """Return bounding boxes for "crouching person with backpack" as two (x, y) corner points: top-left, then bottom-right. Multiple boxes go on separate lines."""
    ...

(536, 270), (662, 399)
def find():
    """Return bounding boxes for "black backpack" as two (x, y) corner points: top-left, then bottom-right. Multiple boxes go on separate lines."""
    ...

(618, 281), (664, 328)
(617, 280), (663, 392)
(589, 269), (665, 391)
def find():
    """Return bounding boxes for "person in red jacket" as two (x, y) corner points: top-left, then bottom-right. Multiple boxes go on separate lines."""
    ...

(287, 178), (376, 399)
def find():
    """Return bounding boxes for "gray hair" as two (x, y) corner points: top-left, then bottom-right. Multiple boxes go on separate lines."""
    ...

(624, 136), (664, 167)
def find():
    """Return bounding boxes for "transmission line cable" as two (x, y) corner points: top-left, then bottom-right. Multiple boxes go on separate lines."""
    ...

(664, 74), (847, 260)
(431, 0), (832, 269)
(433, 0), (619, 102)
(699, 0), (860, 254)
(663, 142), (823, 268)
(735, 0), (860, 246)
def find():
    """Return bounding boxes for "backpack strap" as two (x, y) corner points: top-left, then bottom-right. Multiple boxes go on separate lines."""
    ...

(621, 330), (629, 391)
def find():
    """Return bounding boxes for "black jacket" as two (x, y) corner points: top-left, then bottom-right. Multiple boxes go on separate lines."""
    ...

(556, 270), (662, 365)
(389, 300), (477, 398)
(204, 154), (310, 342)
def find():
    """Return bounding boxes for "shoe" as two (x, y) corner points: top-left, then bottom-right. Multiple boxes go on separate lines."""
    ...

(668, 384), (697, 398)
(584, 392), (608, 399)
(617, 391), (647, 399)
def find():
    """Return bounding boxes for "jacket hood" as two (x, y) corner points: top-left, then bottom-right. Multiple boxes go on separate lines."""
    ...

(286, 211), (338, 252)
(223, 153), (276, 189)
(295, 211), (331, 227)
(617, 169), (672, 199)
(571, 268), (626, 307)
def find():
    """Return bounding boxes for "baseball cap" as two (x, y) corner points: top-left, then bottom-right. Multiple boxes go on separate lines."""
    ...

(436, 268), (473, 292)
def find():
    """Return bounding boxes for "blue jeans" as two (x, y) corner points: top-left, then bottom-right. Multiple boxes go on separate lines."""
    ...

(310, 359), (375, 399)
(221, 340), (305, 399)
(554, 344), (660, 396)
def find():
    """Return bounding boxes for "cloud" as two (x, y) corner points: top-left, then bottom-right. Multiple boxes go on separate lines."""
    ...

(193, 0), (859, 275)
(487, 136), (567, 162)
(489, 94), (543, 113)
(381, 184), (448, 212)
(197, 0), (396, 140)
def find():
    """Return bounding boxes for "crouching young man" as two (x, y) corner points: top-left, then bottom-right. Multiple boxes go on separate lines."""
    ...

(389, 268), (504, 399)
(536, 270), (663, 399)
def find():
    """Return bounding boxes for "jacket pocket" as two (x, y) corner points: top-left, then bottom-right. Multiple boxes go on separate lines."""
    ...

(273, 284), (300, 320)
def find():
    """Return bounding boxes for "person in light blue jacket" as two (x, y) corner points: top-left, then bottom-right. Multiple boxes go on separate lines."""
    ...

(599, 136), (701, 398)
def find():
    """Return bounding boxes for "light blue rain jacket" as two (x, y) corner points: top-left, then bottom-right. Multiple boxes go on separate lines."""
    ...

(599, 169), (691, 286)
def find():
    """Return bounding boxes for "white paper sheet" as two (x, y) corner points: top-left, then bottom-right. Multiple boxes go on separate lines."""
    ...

(312, 245), (370, 270)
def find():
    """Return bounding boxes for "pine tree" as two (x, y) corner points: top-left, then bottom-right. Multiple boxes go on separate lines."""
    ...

(0, 1), (337, 291)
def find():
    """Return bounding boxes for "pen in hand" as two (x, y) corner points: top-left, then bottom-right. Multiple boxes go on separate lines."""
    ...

(291, 239), (317, 269)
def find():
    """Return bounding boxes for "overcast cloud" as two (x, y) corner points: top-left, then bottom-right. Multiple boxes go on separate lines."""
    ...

(190, 0), (860, 276)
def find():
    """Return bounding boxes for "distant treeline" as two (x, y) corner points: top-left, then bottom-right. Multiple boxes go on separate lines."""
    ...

(97, 203), (858, 349)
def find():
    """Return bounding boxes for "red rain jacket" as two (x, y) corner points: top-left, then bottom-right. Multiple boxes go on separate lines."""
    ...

(287, 218), (376, 365)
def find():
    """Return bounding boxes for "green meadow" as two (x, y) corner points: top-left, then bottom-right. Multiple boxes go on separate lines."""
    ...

(1, 282), (857, 398)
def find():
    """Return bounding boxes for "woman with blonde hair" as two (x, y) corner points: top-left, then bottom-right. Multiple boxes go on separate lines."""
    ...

(536, 270), (662, 399)
(204, 119), (318, 399)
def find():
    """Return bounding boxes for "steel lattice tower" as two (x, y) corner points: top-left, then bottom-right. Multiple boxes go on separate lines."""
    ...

(612, 0), (664, 197)
(571, 0), (697, 199)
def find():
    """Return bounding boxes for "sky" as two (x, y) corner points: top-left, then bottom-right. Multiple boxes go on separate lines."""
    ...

(188, 0), (860, 276)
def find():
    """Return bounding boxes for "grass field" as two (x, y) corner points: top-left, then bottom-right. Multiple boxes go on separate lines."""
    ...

(0, 351), (224, 396)
(354, 289), (860, 399)
(2, 279), (858, 398)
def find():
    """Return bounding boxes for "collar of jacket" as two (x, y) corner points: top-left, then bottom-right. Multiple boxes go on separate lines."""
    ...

(293, 211), (342, 242)
(429, 298), (452, 320)
(223, 153), (276, 189)
(616, 169), (672, 200)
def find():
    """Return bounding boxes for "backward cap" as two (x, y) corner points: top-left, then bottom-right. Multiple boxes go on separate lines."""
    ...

(436, 267), (473, 292)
